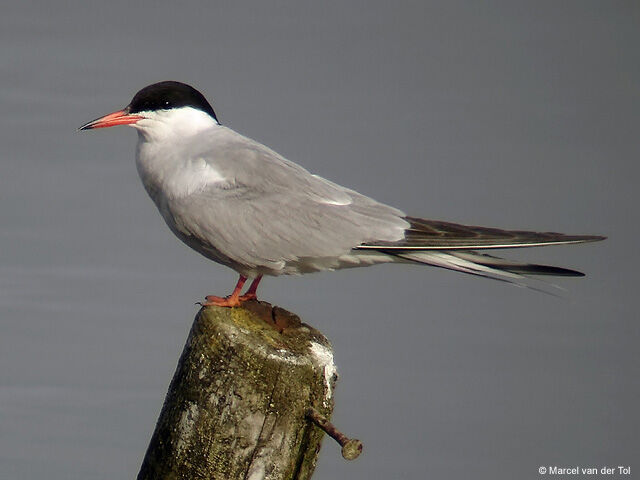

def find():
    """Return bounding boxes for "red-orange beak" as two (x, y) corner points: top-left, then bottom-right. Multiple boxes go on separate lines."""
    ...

(78, 109), (143, 130)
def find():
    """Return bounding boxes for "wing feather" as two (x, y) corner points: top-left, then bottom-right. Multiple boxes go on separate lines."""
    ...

(358, 216), (605, 250)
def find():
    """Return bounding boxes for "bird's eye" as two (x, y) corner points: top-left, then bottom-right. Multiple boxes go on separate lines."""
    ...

(165, 101), (171, 107)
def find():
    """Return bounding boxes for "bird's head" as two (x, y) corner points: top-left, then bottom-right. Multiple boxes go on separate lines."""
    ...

(78, 81), (220, 140)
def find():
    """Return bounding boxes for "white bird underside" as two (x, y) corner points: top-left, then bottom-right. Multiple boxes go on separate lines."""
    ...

(132, 108), (603, 288)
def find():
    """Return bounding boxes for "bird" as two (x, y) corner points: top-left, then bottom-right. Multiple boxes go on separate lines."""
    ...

(79, 81), (604, 307)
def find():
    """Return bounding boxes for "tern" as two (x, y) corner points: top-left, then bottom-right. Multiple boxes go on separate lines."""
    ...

(79, 81), (604, 306)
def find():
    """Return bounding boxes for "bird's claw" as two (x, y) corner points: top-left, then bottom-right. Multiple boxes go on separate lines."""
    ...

(201, 294), (243, 308)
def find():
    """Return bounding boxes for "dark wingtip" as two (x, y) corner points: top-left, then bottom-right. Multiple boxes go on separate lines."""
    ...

(505, 264), (586, 277)
(548, 268), (586, 277)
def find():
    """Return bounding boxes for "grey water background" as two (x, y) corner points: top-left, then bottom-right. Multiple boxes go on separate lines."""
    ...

(1, 2), (638, 479)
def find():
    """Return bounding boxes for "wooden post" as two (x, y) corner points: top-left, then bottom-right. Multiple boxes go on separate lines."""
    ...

(136, 301), (357, 480)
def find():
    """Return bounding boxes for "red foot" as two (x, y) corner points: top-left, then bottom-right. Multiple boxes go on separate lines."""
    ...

(199, 275), (263, 308)
(201, 295), (244, 308)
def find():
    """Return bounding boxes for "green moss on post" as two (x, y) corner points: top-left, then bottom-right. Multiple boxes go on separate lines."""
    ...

(137, 302), (337, 480)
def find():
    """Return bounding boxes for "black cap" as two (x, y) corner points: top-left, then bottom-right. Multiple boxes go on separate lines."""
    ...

(127, 81), (219, 123)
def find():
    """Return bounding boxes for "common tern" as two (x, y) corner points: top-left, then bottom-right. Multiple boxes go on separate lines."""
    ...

(79, 81), (604, 306)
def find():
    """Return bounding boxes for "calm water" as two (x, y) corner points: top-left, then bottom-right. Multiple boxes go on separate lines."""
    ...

(1, 2), (638, 479)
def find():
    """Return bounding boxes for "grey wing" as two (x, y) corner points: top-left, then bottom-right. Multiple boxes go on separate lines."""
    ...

(188, 127), (385, 206)
(165, 128), (408, 274)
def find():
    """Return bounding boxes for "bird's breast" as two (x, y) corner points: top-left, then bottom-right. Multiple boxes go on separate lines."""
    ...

(135, 140), (228, 205)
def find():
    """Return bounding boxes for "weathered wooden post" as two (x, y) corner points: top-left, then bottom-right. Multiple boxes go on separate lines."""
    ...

(137, 301), (361, 480)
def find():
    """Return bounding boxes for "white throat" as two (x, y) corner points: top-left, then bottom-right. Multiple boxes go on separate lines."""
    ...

(132, 106), (219, 142)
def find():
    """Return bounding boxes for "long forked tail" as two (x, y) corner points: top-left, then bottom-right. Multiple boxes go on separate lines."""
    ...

(357, 217), (606, 289)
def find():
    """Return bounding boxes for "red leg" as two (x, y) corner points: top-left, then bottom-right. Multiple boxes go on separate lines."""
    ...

(239, 275), (263, 302)
(203, 275), (247, 307)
